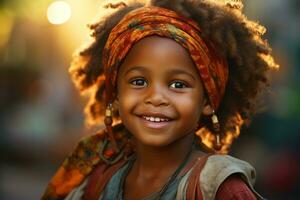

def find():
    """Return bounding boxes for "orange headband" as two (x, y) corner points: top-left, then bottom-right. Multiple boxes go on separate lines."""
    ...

(103, 6), (228, 110)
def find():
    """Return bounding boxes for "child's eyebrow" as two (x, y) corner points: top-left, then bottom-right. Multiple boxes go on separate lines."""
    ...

(168, 69), (196, 81)
(124, 66), (148, 76)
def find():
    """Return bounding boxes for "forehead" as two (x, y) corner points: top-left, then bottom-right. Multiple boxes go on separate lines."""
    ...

(118, 36), (200, 78)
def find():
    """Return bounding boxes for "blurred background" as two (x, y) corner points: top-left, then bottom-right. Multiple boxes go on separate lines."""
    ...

(0, 0), (299, 199)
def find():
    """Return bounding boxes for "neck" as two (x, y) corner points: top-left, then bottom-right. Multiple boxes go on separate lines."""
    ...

(131, 133), (195, 178)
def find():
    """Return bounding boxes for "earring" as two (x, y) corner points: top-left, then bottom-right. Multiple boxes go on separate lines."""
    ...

(211, 110), (222, 151)
(104, 103), (113, 125)
(104, 103), (119, 152)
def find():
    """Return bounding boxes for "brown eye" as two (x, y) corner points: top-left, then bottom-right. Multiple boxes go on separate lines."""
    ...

(130, 78), (147, 87)
(170, 81), (188, 89)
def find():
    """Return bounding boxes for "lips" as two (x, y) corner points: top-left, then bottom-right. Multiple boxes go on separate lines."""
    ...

(137, 112), (174, 129)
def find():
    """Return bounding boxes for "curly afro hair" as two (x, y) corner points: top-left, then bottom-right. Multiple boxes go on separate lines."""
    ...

(69, 0), (278, 153)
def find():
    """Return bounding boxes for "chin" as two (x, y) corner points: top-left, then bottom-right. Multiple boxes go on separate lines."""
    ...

(136, 135), (177, 148)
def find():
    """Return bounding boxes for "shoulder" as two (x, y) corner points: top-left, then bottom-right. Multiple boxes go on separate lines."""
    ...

(200, 154), (256, 186)
(42, 125), (129, 200)
(65, 123), (130, 170)
(216, 174), (257, 200)
(61, 128), (107, 174)
(41, 129), (107, 200)
(199, 154), (264, 200)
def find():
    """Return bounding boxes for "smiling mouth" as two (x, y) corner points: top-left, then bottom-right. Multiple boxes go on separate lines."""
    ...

(138, 115), (173, 129)
(141, 116), (171, 122)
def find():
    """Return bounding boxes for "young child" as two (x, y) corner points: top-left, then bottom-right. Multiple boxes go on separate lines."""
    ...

(42, 0), (278, 199)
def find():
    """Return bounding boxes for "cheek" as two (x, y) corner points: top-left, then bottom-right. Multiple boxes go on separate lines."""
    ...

(181, 98), (201, 116)
(175, 93), (203, 123)
(117, 88), (138, 115)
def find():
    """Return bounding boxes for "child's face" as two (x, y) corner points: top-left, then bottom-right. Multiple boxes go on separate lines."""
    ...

(116, 36), (206, 147)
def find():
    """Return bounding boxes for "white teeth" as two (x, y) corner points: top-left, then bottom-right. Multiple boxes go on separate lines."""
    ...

(143, 116), (169, 122)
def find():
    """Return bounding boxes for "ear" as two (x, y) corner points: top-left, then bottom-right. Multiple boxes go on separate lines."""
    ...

(202, 100), (214, 116)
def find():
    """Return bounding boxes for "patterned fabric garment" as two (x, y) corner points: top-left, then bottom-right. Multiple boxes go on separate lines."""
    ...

(63, 159), (189, 200)
(41, 125), (264, 200)
(103, 6), (228, 111)
(63, 154), (264, 200)
(41, 126), (134, 200)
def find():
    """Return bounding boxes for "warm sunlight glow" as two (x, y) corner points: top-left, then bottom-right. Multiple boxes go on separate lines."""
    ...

(196, 113), (244, 154)
(47, 1), (71, 25)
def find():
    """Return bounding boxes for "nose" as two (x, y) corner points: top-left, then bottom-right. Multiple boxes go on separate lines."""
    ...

(144, 84), (169, 107)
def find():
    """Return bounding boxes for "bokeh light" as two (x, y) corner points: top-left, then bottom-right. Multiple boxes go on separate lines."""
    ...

(47, 1), (71, 25)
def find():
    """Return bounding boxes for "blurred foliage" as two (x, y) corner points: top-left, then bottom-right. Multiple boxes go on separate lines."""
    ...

(0, 0), (11, 7)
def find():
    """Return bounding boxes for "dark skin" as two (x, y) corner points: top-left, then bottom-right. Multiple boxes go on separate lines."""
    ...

(116, 36), (213, 200)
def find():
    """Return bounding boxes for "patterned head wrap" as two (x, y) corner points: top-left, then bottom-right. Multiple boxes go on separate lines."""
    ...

(103, 6), (228, 111)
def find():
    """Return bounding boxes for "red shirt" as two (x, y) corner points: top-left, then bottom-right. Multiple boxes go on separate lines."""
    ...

(216, 174), (257, 200)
